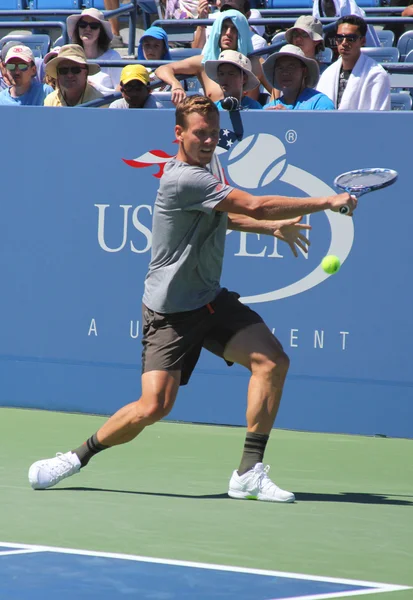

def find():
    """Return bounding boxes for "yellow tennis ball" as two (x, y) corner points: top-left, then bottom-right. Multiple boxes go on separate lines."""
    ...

(321, 255), (341, 274)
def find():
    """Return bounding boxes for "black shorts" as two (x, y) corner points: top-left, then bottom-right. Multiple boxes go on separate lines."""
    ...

(141, 288), (264, 385)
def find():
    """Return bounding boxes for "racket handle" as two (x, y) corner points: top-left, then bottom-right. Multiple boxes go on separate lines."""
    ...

(339, 205), (350, 215)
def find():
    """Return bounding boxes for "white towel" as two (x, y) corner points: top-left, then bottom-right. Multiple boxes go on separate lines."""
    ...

(313, 0), (380, 48)
(317, 53), (391, 110)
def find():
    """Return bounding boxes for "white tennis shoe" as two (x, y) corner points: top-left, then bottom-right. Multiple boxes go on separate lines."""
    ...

(228, 462), (295, 503)
(28, 451), (81, 490)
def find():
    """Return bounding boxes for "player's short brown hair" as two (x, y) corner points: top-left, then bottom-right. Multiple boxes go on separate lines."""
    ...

(175, 95), (219, 129)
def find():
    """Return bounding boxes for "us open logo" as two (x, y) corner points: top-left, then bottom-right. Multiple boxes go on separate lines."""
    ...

(123, 132), (354, 304)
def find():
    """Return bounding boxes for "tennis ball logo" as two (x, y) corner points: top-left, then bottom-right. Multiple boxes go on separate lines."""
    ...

(227, 134), (287, 189)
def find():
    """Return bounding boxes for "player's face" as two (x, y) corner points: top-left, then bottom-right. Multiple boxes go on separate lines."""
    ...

(335, 24), (365, 61)
(220, 19), (238, 51)
(274, 57), (306, 92)
(217, 63), (244, 97)
(176, 111), (220, 167)
(142, 37), (165, 60)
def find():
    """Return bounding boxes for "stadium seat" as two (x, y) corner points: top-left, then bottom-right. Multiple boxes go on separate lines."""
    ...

(397, 31), (413, 61)
(28, 0), (81, 6)
(0, 34), (50, 58)
(360, 46), (400, 63)
(317, 47), (333, 64)
(267, 0), (312, 7)
(83, 0), (106, 8)
(377, 30), (395, 48)
(390, 91), (412, 110)
(1, 1), (27, 8)
(271, 31), (286, 46)
(404, 49), (413, 62)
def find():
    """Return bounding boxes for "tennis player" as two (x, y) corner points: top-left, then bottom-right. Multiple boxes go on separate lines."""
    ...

(28, 96), (356, 502)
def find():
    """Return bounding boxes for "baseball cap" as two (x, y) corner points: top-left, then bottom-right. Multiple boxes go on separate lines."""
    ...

(5, 44), (34, 64)
(120, 64), (149, 86)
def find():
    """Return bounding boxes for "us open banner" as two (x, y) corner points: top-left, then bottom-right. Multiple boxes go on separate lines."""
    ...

(0, 106), (411, 438)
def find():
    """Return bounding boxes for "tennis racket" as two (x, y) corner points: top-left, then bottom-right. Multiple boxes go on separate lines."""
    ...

(334, 168), (398, 215)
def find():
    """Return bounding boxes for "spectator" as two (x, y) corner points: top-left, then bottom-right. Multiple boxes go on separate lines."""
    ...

(263, 45), (334, 110)
(317, 16), (391, 110)
(137, 26), (172, 89)
(103, 0), (125, 48)
(43, 47), (61, 89)
(205, 49), (262, 109)
(0, 45), (53, 106)
(67, 8), (122, 95)
(313, 0), (380, 47)
(155, 10), (268, 104)
(109, 65), (166, 108)
(165, 0), (199, 19)
(285, 16), (325, 60)
(193, 0), (267, 52)
(44, 44), (104, 107)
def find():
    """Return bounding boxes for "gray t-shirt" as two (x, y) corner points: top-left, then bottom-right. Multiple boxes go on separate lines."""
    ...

(143, 154), (233, 313)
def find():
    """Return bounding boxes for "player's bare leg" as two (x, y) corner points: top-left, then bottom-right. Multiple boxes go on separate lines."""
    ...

(224, 323), (295, 502)
(96, 370), (180, 446)
(28, 370), (180, 489)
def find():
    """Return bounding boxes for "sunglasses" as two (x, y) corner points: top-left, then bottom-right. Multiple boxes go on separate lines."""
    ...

(6, 63), (30, 71)
(57, 66), (87, 75)
(334, 34), (361, 44)
(78, 20), (101, 30)
(291, 30), (310, 40)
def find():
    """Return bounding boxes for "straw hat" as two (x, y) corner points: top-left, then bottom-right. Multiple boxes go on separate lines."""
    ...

(45, 44), (101, 78)
(263, 44), (320, 90)
(205, 50), (259, 92)
(285, 16), (325, 52)
(67, 8), (113, 41)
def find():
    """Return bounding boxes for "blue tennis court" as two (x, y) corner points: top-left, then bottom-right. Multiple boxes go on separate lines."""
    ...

(0, 542), (409, 600)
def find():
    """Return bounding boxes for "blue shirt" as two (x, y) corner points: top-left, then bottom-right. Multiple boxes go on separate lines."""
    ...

(215, 96), (263, 111)
(0, 79), (53, 106)
(265, 88), (334, 111)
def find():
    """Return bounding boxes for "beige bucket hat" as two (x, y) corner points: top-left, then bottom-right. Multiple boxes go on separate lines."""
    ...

(205, 50), (259, 92)
(67, 8), (113, 41)
(45, 44), (101, 78)
(263, 44), (320, 90)
(285, 16), (325, 52)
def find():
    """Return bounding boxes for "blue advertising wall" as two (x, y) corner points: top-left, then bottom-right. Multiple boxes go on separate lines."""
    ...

(0, 106), (412, 438)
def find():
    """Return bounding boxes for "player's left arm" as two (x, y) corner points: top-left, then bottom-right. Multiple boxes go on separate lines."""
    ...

(227, 213), (311, 257)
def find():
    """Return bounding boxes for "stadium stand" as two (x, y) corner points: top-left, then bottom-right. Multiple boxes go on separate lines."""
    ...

(397, 30), (413, 61)
(0, 33), (50, 57)
(390, 90), (413, 109)
(360, 46), (400, 62)
(377, 29), (395, 48)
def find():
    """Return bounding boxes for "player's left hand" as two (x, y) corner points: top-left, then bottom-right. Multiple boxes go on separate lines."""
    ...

(270, 216), (311, 257)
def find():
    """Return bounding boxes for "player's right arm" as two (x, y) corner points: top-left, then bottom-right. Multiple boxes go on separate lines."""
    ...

(155, 55), (203, 105)
(215, 188), (357, 219)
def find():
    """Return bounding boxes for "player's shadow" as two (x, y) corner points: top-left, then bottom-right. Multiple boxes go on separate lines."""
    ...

(48, 488), (413, 505)
(294, 492), (413, 506)
(47, 487), (229, 500)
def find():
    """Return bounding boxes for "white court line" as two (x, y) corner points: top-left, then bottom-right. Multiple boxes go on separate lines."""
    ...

(0, 549), (45, 557)
(0, 541), (410, 600)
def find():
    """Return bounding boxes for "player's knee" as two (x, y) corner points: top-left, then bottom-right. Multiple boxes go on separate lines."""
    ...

(252, 350), (290, 380)
(131, 398), (172, 425)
